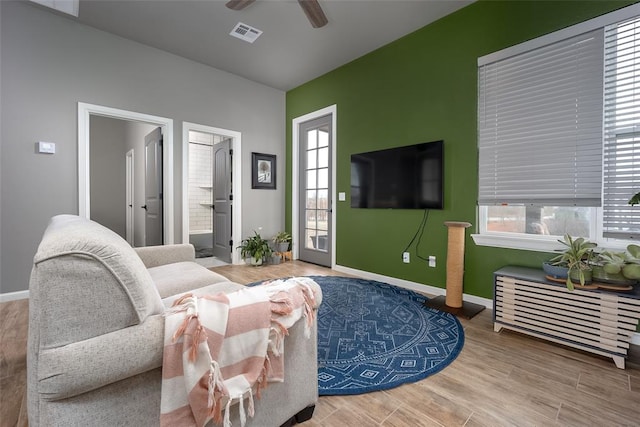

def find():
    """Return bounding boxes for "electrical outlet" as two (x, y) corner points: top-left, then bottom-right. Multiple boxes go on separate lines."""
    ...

(403, 252), (410, 263)
(428, 256), (436, 268)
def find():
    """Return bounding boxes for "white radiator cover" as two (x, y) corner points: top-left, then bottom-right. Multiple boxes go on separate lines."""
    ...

(494, 266), (640, 369)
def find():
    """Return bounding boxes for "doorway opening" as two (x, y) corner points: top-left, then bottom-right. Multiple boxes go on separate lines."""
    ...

(78, 102), (174, 244)
(182, 122), (243, 266)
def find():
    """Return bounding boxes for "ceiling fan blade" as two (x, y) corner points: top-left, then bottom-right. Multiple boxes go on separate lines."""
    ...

(225, 0), (256, 11)
(298, 0), (328, 28)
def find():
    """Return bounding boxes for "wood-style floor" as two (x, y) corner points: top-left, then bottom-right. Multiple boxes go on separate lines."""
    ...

(2, 260), (639, 427)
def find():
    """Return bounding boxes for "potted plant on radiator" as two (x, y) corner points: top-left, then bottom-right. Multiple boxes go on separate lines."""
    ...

(548, 234), (597, 291)
(594, 244), (640, 284)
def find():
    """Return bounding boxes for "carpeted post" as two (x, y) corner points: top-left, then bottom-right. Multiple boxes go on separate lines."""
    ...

(444, 221), (471, 308)
(425, 221), (485, 319)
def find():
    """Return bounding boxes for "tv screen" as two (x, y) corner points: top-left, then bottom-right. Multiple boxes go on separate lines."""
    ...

(350, 140), (443, 209)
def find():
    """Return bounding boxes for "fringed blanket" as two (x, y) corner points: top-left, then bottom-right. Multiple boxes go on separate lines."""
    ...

(160, 277), (318, 427)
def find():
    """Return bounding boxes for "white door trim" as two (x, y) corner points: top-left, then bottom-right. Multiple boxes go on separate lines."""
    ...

(125, 148), (135, 246)
(78, 102), (174, 244)
(292, 105), (337, 267)
(182, 122), (243, 264)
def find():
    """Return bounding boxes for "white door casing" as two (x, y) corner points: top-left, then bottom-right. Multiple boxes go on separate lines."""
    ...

(78, 102), (174, 244)
(292, 105), (337, 267)
(182, 122), (243, 264)
(125, 149), (135, 245)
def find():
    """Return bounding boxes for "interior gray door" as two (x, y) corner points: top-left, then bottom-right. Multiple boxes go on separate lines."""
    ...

(298, 115), (332, 267)
(144, 127), (163, 246)
(212, 138), (232, 263)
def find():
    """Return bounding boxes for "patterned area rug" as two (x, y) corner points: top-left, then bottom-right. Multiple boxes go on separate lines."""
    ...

(249, 275), (465, 395)
(311, 276), (464, 395)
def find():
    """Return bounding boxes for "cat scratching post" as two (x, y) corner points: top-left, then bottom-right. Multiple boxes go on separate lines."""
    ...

(425, 221), (485, 319)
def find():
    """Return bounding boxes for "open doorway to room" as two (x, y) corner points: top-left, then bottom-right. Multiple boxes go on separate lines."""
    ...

(78, 102), (175, 245)
(182, 122), (242, 266)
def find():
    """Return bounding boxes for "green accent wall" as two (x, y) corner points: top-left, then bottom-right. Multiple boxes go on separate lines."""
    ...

(285, 0), (637, 299)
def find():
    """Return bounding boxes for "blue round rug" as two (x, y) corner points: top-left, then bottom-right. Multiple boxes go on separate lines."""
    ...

(249, 275), (465, 395)
(311, 276), (464, 395)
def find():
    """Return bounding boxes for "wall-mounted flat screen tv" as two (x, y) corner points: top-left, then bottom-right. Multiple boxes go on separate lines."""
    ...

(350, 140), (443, 209)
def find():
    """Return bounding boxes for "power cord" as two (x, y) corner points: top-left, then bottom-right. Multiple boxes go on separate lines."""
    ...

(402, 209), (431, 263)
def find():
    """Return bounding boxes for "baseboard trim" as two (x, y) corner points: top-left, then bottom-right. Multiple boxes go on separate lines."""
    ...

(331, 264), (640, 345)
(332, 265), (494, 309)
(0, 290), (29, 302)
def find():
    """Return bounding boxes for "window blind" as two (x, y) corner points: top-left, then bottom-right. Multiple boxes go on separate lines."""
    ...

(478, 30), (604, 207)
(603, 18), (640, 239)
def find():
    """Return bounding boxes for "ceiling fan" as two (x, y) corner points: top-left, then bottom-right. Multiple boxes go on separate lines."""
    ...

(225, 0), (328, 29)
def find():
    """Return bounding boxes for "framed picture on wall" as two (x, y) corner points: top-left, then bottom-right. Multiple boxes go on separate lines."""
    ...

(252, 152), (276, 189)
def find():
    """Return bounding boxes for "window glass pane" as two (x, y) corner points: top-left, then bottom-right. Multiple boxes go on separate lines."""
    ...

(318, 129), (329, 148)
(305, 228), (317, 250)
(306, 170), (316, 189)
(306, 190), (317, 209)
(317, 189), (328, 211)
(307, 149), (317, 170)
(305, 209), (316, 230)
(307, 130), (317, 149)
(317, 210), (328, 231)
(318, 147), (329, 168)
(486, 206), (592, 237)
(318, 168), (328, 189)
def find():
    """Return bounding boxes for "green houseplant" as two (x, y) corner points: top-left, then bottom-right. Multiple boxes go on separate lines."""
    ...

(237, 231), (272, 266)
(596, 244), (640, 283)
(549, 234), (597, 291)
(273, 231), (292, 253)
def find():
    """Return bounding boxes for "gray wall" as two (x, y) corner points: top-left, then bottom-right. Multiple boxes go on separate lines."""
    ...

(0, 1), (286, 294)
(90, 115), (128, 238)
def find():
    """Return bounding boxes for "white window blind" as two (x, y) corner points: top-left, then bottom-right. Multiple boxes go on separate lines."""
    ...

(478, 30), (604, 207)
(603, 17), (640, 239)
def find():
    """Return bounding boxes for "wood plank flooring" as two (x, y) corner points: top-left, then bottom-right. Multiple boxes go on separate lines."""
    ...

(2, 260), (639, 427)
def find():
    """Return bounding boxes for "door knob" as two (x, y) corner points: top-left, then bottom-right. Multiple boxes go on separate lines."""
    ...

(141, 205), (148, 211)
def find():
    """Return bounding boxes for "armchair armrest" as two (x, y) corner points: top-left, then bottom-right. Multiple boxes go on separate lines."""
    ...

(134, 244), (195, 268)
(36, 314), (164, 401)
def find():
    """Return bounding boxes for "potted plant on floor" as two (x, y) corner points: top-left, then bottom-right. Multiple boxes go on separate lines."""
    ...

(548, 234), (597, 291)
(273, 231), (292, 253)
(237, 231), (272, 266)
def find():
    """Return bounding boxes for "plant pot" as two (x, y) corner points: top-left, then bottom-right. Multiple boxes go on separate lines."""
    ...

(592, 265), (636, 285)
(542, 262), (568, 279)
(276, 242), (290, 253)
(569, 268), (592, 285)
(250, 256), (263, 266)
(268, 254), (282, 265)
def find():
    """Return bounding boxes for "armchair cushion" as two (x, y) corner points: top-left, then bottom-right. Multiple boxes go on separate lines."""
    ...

(134, 244), (196, 268)
(148, 261), (231, 299)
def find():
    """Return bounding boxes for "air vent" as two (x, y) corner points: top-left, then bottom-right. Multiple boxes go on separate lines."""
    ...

(230, 22), (263, 44)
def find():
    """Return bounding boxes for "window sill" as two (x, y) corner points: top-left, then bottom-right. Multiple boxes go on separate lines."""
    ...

(471, 233), (564, 253)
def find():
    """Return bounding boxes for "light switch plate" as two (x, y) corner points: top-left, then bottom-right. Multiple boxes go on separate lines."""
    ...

(338, 192), (346, 201)
(38, 141), (56, 154)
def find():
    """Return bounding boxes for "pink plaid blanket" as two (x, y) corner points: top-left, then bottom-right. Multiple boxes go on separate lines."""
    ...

(160, 277), (319, 427)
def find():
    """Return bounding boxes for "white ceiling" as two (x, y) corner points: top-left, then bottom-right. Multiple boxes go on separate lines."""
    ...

(44, 0), (475, 91)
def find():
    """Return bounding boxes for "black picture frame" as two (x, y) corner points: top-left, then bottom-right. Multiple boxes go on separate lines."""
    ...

(251, 152), (276, 189)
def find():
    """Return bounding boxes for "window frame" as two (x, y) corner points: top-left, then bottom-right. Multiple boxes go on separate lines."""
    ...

(473, 3), (640, 253)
